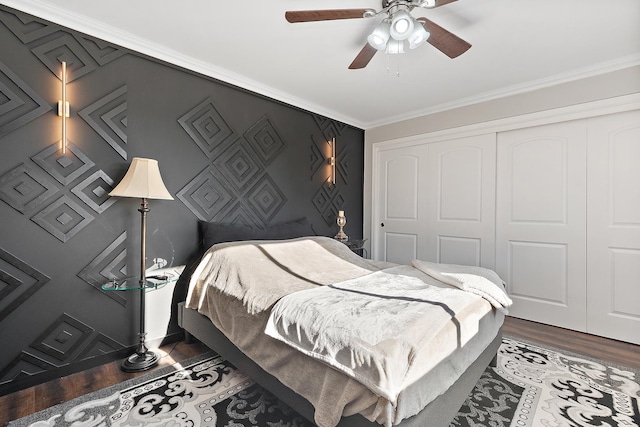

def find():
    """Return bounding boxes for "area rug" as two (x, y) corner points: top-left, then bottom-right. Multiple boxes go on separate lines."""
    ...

(7, 337), (640, 427)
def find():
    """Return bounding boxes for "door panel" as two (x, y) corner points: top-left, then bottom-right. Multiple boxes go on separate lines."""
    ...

(496, 120), (587, 331)
(385, 233), (418, 264)
(426, 134), (496, 268)
(586, 109), (640, 344)
(373, 145), (428, 264)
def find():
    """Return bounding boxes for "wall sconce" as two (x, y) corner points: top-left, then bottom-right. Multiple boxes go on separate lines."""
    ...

(328, 137), (336, 185)
(57, 61), (69, 154)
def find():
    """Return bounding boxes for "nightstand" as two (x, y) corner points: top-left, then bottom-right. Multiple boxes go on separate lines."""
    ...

(341, 239), (368, 258)
(102, 265), (184, 372)
(101, 265), (184, 291)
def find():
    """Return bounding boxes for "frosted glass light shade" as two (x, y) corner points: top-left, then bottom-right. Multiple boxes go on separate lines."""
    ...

(389, 10), (414, 40)
(367, 21), (391, 50)
(109, 157), (173, 200)
(408, 25), (430, 49)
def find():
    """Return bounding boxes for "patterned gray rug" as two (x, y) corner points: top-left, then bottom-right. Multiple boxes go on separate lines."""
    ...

(7, 338), (640, 427)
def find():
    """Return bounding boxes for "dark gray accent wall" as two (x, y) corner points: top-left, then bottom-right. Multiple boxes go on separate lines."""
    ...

(0, 6), (364, 395)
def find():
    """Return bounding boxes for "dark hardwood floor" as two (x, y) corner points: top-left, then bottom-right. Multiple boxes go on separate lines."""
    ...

(0, 340), (210, 426)
(1, 317), (638, 426)
(502, 316), (640, 370)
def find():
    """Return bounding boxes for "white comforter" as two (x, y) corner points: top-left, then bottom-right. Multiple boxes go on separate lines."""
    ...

(265, 263), (511, 404)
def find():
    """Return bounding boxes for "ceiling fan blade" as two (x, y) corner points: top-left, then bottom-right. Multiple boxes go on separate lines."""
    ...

(417, 17), (471, 58)
(285, 9), (374, 23)
(349, 43), (378, 69)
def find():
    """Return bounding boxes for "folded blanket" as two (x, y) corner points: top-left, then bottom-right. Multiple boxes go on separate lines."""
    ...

(265, 265), (488, 404)
(187, 236), (382, 314)
(411, 259), (512, 314)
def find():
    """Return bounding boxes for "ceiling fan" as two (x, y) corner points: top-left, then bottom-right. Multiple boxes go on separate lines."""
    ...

(285, 0), (471, 69)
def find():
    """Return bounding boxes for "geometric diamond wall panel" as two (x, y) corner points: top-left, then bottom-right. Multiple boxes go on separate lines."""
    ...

(310, 136), (326, 178)
(313, 181), (345, 226)
(0, 352), (57, 385)
(178, 97), (236, 159)
(313, 114), (346, 142)
(71, 170), (116, 214)
(31, 33), (96, 82)
(78, 85), (128, 159)
(74, 35), (126, 66)
(220, 201), (264, 228)
(32, 142), (95, 186)
(337, 149), (350, 186)
(244, 115), (286, 166)
(245, 174), (287, 226)
(0, 60), (52, 139)
(77, 232), (127, 306)
(177, 166), (236, 222)
(0, 9), (58, 44)
(213, 142), (263, 194)
(312, 184), (332, 214)
(76, 333), (124, 359)
(0, 163), (59, 214)
(31, 313), (94, 362)
(31, 195), (94, 242)
(0, 247), (50, 322)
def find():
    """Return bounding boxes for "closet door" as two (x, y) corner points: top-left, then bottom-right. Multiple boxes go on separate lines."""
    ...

(586, 110), (640, 345)
(373, 144), (429, 264)
(496, 120), (587, 331)
(426, 134), (496, 268)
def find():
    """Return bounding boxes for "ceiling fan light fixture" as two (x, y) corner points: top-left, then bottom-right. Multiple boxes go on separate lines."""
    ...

(389, 10), (414, 40)
(386, 38), (405, 54)
(367, 21), (391, 50)
(408, 24), (430, 49)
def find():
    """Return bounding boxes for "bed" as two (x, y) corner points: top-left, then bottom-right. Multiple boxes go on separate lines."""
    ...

(177, 220), (509, 427)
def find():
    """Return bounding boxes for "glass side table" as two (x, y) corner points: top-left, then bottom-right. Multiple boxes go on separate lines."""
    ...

(101, 265), (184, 372)
(101, 265), (184, 291)
(340, 238), (368, 258)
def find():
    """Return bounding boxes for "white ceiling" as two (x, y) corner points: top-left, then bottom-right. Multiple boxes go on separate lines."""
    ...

(4, 0), (640, 129)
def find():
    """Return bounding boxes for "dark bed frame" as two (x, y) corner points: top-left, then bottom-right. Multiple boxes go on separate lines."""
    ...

(178, 302), (502, 427)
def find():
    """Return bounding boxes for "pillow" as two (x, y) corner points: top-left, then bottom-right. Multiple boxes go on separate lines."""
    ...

(200, 217), (315, 250)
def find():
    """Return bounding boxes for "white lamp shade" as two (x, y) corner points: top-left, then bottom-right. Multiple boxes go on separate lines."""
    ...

(389, 10), (415, 40)
(408, 25), (430, 49)
(367, 21), (391, 50)
(109, 157), (173, 200)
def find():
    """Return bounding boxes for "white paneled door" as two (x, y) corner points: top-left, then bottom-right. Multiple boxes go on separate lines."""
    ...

(586, 110), (640, 345)
(496, 120), (588, 332)
(373, 135), (496, 267)
(373, 144), (429, 264)
(426, 134), (497, 268)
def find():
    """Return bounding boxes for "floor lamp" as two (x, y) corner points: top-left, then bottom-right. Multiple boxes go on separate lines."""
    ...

(109, 157), (173, 372)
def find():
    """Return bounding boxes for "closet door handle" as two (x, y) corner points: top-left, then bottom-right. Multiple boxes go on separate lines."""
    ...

(380, 223), (385, 227)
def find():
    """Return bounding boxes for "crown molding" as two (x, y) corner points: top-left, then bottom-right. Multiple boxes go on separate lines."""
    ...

(365, 53), (640, 129)
(0, 0), (364, 129)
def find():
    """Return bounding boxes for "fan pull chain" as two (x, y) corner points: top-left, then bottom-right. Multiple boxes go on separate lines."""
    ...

(385, 53), (401, 78)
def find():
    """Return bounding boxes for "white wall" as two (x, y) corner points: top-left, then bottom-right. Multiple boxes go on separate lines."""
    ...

(363, 65), (640, 246)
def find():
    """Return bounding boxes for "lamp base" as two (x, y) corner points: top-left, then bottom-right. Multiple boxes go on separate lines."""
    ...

(121, 350), (158, 372)
(334, 229), (348, 242)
